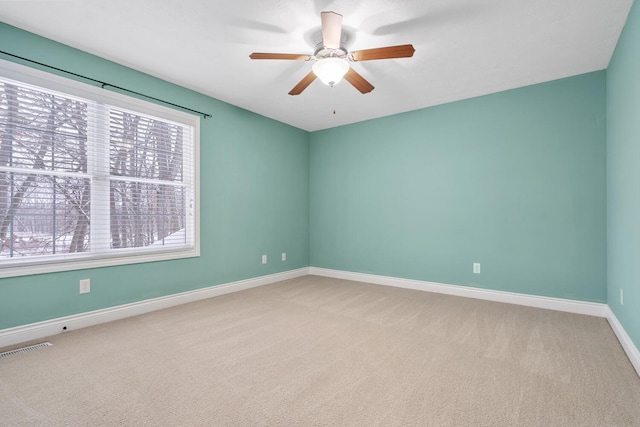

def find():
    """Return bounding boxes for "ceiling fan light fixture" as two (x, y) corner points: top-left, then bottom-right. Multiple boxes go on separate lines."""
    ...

(312, 57), (350, 87)
(249, 11), (415, 95)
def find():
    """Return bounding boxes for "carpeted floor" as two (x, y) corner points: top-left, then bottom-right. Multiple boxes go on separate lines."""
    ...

(1, 275), (639, 426)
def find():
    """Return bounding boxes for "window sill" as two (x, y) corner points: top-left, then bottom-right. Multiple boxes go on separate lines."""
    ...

(0, 246), (200, 279)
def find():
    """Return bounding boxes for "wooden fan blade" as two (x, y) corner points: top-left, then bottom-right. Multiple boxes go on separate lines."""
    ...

(250, 53), (312, 60)
(343, 68), (374, 94)
(321, 11), (343, 49)
(350, 44), (415, 62)
(288, 71), (317, 95)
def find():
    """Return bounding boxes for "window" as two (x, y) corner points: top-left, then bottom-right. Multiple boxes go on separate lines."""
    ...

(0, 59), (199, 278)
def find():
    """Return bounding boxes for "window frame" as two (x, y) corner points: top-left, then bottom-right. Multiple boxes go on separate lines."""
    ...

(0, 59), (200, 279)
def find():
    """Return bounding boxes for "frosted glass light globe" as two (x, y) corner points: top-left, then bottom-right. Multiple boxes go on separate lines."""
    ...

(312, 57), (350, 86)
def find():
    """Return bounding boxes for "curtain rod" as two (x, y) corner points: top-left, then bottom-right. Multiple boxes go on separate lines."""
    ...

(0, 50), (212, 119)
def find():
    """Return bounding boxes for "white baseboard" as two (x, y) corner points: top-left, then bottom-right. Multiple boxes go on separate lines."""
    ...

(0, 267), (310, 349)
(605, 307), (640, 377)
(309, 267), (608, 317)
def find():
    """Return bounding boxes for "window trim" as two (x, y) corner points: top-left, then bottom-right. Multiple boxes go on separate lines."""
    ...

(0, 59), (200, 279)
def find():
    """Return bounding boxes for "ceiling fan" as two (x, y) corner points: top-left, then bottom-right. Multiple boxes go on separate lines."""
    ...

(249, 11), (415, 95)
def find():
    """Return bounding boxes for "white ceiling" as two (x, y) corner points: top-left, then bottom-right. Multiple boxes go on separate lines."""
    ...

(0, 0), (634, 131)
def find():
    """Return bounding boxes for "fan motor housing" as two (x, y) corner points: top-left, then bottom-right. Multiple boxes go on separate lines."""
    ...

(314, 46), (348, 60)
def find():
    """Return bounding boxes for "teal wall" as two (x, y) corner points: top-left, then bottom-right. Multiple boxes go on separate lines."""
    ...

(0, 23), (310, 329)
(607, 0), (640, 350)
(310, 72), (607, 302)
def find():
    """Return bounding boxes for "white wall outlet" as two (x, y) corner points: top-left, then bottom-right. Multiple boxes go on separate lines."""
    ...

(262, 255), (267, 265)
(79, 279), (91, 294)
(281, 252), (286, 261)
(620, 288), (624, 306)
(473, 263), (481, 274)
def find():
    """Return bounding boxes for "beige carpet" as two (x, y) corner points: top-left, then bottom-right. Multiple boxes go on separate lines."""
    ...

(1, 275), (639, 426)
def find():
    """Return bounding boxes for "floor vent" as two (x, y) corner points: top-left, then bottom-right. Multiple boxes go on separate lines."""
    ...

(0, 342), (53, 359)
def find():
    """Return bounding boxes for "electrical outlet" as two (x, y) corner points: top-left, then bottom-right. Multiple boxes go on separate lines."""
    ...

(473, 263), (481, 274)
(620, 288), (624, 306)
(79, 279), (91, 294)
(282, 252), (286, 261)
(262, 255), (267, 265)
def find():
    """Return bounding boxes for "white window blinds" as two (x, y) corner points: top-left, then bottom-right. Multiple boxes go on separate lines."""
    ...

(0, 60), (199, 277)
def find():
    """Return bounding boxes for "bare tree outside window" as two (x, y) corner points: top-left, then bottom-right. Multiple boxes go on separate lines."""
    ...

(0, 82), (89, 257)
(0, 77), (192, 262)
(109, 109), (186, 249)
